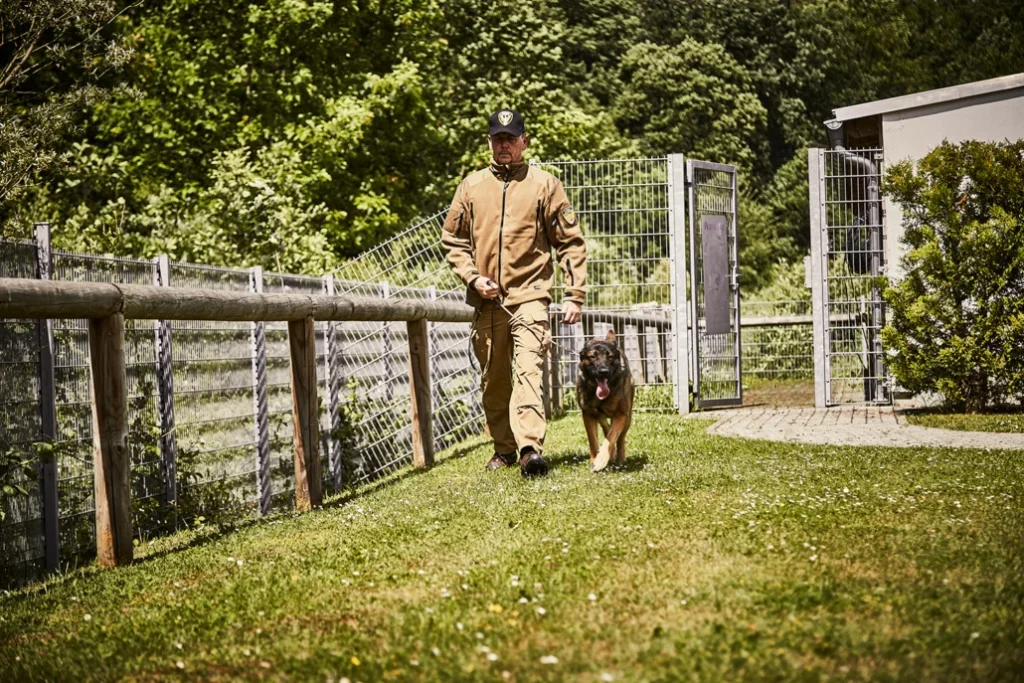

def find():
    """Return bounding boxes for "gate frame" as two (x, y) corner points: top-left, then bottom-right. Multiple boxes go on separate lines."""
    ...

(667, 154), (690, 415)
(686, 159), (743, 410)
(808, 146), (892, 408)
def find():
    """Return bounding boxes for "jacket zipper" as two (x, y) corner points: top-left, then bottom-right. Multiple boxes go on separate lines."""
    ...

(535, 200), (541, 245)
(468, 203), (475, 249)
(497, 171), (510, 294)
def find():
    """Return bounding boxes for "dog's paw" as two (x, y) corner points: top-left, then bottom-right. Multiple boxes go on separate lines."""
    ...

(592, 444), (613, 472)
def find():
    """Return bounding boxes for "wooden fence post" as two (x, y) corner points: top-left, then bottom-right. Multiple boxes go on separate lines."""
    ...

(322, 274), (344, 491)
(153, 255), (177, 511)
(407, 316), (433, 469)
(34, 222), (60, 573)
(288, 316), (323, 510)
(250, 267), (272, 515)
(88, 313), (133, 567)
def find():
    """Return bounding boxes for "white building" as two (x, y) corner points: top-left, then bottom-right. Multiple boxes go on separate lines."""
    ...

(808, 73), (1024, 408)
(823, 72), (1024, 279)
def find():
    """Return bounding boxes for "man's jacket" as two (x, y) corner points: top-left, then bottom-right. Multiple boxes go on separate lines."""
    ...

(442, 160), (587, 307)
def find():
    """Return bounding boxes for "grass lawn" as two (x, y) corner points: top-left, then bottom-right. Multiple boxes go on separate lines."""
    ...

(903, 409), (1024, 434)
(1, 413), (1022, 682)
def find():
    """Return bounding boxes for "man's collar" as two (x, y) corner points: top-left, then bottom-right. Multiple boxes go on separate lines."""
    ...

(489, 159), (529, 180)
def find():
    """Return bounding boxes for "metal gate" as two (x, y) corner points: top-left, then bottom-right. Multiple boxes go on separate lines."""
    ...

(687, 160), (742, 409)
(809, 147), (890, 406)
(536, 154), (741, 414)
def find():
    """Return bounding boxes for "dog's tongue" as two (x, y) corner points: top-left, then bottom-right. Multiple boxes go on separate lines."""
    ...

(596, 380), (610, 400)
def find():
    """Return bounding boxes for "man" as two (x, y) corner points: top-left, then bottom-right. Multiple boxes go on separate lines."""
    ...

(442, 109), (587, 477)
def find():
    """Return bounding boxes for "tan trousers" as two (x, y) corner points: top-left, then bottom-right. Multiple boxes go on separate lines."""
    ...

(471, 299), (550, 455)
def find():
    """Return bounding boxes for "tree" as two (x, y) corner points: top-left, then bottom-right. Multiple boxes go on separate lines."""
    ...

(614, 39), (768, 175)
(881, 140), (1024, 412)
(11, 0), (450, 270)
(0, 0), (130, 213)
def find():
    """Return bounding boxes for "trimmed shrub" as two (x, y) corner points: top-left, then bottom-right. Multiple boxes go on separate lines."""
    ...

(881, 139), (1024, 412)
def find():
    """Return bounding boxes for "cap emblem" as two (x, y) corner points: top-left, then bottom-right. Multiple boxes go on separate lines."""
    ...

(498, 111), (513, 126)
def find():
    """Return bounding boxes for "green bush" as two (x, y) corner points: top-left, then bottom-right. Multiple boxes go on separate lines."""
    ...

(881, 139), (1024, 412)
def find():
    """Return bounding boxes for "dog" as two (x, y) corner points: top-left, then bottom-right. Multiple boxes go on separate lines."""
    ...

(576, 329), (635, 472)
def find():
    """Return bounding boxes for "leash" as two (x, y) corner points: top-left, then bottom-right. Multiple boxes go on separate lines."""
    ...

(468, 286), (571, 382)
(493, 297), (569, 354)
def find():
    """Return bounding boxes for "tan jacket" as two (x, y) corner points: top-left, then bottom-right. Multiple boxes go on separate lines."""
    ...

(442, 160), (587, 306)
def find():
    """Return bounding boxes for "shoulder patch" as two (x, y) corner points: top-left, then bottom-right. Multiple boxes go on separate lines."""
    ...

(561, 206), (578, 226)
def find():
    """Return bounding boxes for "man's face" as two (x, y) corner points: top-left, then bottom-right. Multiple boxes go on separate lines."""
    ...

(488, 133), (529, 165)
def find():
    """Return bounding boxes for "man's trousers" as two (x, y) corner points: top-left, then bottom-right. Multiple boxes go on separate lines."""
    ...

(470, 299), (550, 455)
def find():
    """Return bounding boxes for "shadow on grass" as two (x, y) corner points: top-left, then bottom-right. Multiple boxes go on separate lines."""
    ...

(544, 451), (651, 473)
(325, 439), (489, 509)
(91, 440), (493, 574)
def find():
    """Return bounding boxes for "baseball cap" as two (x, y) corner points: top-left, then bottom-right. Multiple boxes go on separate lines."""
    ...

(488, 109), (525, 137)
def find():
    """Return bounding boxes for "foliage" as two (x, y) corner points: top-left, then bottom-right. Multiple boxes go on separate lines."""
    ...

(739, 260), (814, 383)
(1, 414), (1022, 679)
(739, 153), (810, 290)
(0, 443), (36, 522)
(0, 0), (130, 207)
(744, 258), (810, 305)
(614, 39), (768, 174)
(881, 139), (1024, 412)
(3, 0), (1024, 287)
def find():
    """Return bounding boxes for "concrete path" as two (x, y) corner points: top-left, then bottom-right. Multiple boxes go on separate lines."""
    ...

(691, 404), (1023, 450)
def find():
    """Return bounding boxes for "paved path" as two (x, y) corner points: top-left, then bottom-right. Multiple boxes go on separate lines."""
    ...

(691, 405), (1023, 450)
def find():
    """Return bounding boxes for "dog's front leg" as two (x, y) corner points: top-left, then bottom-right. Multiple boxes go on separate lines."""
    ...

(583, 413), (601, 465)
(594, 413), (630, 472)
(614, 414), (632, 465)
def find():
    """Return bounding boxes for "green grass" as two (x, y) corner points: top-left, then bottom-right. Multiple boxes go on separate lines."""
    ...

(904, 409), (1024, 434)
(2, 414), (1023, 681)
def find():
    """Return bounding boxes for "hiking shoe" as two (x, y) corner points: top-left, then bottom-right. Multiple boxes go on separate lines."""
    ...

(519, 447), (548, 477)
(486, 451), (517, 471)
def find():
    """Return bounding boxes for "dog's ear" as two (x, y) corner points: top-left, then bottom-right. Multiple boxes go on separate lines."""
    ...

(605, 329), (617, 345)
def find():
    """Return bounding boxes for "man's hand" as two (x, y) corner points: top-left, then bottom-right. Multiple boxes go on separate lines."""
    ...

(474, 278), (500, 300)
(562, 300), (582, 325)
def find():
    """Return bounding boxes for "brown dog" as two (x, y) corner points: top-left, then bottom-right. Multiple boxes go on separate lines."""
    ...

(576, 329), (635, 472)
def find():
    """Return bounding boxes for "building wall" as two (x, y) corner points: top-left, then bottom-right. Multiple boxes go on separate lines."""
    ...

(881, 88), (1024, 278)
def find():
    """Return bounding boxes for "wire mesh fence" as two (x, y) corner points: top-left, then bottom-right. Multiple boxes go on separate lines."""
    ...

(331, 212), (483, 484)
(0, 223), (481, 588)
(740, 300), (815, 407)
(534, 158), (677, 412)
(167, 263), (261, 524)
(0, 238), (45, 586)
(819, 148), (890, 405)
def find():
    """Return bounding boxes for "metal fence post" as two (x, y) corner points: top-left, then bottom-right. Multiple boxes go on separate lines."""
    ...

(380, 281), (393, 405)
(808, 148), (828, 409)
(427, 286), (441, 448)
(33, 222), (59, 573)
(322, 274), (343, 490)
(250, 267), (272, 514)
(153, 255), (177, 511)
(667, 154), (690, 414)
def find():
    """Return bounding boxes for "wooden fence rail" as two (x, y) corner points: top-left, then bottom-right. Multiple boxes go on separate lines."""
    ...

(0, 276), (475, 568)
